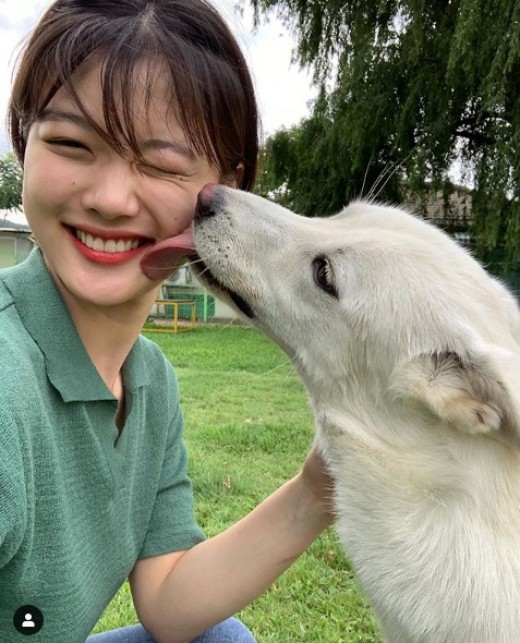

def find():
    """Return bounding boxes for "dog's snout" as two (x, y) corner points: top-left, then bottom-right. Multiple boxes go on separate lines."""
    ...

(195, 183), (220, 219)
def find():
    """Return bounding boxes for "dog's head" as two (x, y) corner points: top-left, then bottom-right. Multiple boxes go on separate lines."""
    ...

(192, 184), (520, 445)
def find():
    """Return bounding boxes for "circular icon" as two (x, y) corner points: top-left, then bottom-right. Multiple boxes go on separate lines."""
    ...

(13, 605), (44, 635)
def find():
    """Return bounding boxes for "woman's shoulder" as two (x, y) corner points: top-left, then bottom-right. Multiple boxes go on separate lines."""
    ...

(0, 278), (40, 360)
(0, 282), (47, 415)
(0, 305), (29, 362)
(0, 270), (14, 311)
(133, 333), (179, 390)
(135, 334), (174, 373)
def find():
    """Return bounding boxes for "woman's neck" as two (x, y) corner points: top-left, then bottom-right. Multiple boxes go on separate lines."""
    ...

(57, 285), (160, 392)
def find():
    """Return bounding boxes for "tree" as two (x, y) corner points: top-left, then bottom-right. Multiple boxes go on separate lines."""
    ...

(251, 0), (520, 266)
(0, 152), (23, 210)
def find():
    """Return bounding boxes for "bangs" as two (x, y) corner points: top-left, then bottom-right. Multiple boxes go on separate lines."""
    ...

(50, 36), (230, 170)
(9, 0), (258, 188)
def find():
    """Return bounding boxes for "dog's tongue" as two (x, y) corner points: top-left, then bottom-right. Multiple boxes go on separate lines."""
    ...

(140, 226), (196, 281)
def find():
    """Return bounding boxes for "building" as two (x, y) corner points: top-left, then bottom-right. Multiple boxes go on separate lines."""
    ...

(0, 208), (33, 268)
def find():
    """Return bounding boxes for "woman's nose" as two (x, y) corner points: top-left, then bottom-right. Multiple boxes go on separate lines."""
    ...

(80, 159), (141, 220)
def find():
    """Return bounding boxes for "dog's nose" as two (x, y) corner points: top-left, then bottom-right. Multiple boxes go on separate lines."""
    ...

(196, 183), (218, 219)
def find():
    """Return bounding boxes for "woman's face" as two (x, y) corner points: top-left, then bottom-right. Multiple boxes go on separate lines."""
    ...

(22, 58), (223, 309)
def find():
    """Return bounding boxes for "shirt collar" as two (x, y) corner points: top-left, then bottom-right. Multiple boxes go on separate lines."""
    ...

(2, 249), (149, 402)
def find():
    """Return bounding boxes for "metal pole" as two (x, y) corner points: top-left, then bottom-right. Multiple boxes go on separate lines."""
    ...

(203, 290), (208, 322)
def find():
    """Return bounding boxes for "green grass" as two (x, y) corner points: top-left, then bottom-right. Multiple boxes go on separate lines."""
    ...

(92, 325), (381, 642)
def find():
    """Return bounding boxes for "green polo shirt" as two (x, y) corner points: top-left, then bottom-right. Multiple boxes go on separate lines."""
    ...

(0, 250), (205, 642)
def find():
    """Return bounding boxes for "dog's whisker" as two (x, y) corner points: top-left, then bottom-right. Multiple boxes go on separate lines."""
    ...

(196, 265), (212, 280)
(253, 359), (293, 379)
(212, 318), (239, 334)
(368, 151), (416, 202)
(282, 363), (297, 385)
(364, 161), (389, 202)
(360, 157), (373, 201)
(367, 158), (401, 202)
(221, 319), (236, 332)
(372, 165), (398, 201)
(367, 157), (402, 201)
(184, 257), (205, 269)
(376, 152), (415, 200)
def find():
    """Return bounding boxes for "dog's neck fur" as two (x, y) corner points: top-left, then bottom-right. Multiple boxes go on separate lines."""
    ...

(316, 406), (520, 642)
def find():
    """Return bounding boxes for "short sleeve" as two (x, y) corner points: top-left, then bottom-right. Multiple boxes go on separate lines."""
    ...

(138, 402), (205, 559)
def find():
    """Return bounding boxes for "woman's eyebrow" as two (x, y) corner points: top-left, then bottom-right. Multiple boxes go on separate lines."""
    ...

(38, 109), (197, 161)
(140, 139), (197, 161)
(39, 108), (93, 130)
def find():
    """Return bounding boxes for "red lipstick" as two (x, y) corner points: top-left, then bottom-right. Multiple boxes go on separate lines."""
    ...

(66, 226), (152, 266)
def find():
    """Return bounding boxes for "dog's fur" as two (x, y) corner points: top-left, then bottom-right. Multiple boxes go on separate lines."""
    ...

(192, 186), (520, 643)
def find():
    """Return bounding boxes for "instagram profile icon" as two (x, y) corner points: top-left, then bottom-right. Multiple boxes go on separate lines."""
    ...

(13, 605), (44, 636)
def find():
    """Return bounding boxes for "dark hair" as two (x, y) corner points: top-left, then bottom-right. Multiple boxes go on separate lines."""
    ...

(8, 0), (259, 190)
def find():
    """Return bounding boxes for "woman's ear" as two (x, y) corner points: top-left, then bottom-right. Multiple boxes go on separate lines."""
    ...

(221, 162), (244, 188)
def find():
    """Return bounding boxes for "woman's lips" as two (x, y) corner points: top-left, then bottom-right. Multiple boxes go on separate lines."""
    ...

(66, 225), (153, 266)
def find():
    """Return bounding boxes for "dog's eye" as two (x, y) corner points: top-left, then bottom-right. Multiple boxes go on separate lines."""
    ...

(313, 257), (337, 297)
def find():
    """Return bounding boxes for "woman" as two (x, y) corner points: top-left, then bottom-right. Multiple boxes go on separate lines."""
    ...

(0, 1), (333, 641)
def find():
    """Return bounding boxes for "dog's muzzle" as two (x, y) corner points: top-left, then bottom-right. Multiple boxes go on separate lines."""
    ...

(193, 184), (255, 320)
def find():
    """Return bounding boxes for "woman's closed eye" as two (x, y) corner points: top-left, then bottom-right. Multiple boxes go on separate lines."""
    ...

(46, 138), (91, 153)
(137, 162), (190, 181)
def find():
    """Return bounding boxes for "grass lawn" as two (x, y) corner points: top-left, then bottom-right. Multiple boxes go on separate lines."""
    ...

(92, 325), (381, 642)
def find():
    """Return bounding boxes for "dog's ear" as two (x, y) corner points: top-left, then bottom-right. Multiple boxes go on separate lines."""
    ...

(389, 349), (520, 444)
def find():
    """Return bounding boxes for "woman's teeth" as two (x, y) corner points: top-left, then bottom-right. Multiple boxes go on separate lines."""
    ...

(75, 229), (141, 253)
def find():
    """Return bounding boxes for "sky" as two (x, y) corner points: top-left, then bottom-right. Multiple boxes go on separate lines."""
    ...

(0, 0), (317, 153)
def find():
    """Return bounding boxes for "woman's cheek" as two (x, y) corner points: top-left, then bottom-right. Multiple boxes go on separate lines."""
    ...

(24, 155), (80, 205)
(152, 185), (199, 236)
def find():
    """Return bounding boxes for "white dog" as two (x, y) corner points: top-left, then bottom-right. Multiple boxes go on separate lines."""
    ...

(189, 184), (520, 643)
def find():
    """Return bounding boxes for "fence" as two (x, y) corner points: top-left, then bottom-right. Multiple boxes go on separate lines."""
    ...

(145, 282), (217, 333)
(159, 284), (215, 320)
